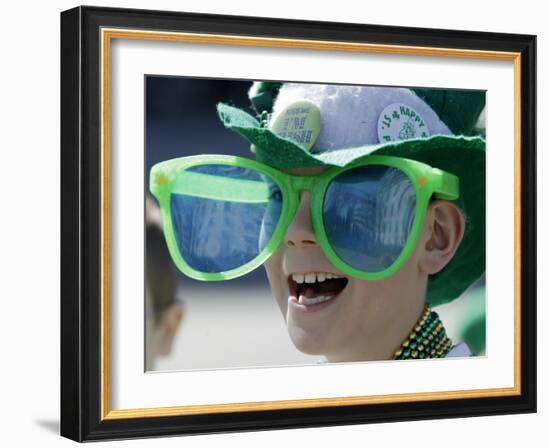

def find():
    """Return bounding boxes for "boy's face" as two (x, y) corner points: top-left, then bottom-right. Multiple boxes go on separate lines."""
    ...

(263, 166), (429, 362)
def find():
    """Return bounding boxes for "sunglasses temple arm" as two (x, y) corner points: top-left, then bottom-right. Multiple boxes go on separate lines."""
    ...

(432, 169), (460, 200)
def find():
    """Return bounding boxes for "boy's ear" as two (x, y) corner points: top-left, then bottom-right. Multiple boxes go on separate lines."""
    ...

(419, 200), (465, 276)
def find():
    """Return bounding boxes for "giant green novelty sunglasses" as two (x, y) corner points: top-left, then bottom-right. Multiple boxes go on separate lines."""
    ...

(149, 154), (459, 282)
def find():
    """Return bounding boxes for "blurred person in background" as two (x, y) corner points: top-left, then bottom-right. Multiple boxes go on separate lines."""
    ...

(145, 194), (184, 371)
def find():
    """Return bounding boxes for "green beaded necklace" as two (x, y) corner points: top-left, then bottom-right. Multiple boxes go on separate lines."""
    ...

(393, 303), (453, 360)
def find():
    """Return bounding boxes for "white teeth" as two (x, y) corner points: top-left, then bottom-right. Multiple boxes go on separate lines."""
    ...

(305, 273), (316, 283)
(291, 272), (346, 306)
(293, 273), (305, 284)
(291, 272), (344, 283)
(298, 294), (336, 306)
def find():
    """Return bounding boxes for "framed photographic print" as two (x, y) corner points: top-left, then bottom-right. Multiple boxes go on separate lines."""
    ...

(60, 5), (536, 442)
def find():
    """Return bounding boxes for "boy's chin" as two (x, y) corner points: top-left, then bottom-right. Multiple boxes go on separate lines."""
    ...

(287, 325), (334, 356)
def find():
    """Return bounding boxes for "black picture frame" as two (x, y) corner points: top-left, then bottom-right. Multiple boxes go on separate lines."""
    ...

(60, 5), (536, 442)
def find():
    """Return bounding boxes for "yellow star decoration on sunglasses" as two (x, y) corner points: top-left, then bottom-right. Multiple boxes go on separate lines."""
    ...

(418, 176), (428, 188)
(155, 172), (168, 186)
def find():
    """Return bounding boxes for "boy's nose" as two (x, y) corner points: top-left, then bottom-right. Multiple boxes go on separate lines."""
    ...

(285, 192), (318, 247)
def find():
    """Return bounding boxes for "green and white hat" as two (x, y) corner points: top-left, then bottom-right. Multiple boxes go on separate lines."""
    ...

(216, 81), (485, 306)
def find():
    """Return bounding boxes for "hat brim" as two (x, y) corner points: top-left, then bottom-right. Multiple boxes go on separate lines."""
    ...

(217, 103), (485, 307)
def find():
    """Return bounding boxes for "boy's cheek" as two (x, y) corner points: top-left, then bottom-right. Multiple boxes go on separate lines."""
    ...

(263, 255), (284, 291)
(263, 245), (284, 275)
(263, 250), (288, 315)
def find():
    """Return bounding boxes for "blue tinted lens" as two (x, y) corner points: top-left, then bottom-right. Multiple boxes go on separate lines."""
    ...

(323, 165), (417, 273)
(170, 164), (283, 273)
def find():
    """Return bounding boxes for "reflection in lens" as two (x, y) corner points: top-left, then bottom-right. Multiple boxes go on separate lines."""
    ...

(323, 165), (416, 272)
(170, 164), (283, 273)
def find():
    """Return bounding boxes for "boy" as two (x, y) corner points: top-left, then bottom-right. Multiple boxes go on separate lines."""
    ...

(150, 81), (485, 363)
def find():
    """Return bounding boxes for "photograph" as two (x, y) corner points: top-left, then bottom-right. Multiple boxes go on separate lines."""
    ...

(145, 78), (487, 371)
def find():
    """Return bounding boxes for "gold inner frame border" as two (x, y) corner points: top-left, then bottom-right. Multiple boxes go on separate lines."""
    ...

(99, 27), (522, 420)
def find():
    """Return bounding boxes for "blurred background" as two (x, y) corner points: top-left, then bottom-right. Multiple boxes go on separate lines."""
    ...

(144, 76), (486, 372)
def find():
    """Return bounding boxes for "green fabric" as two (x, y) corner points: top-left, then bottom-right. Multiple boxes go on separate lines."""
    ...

(462, 316), (486, 355)
(217, 103), (327, 168)
(412, 88), (486, 136)
(458, 286), (486, 355)
(216, 93), (486, 307)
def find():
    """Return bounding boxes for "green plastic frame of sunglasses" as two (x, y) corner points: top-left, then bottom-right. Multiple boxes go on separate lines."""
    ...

(149, 154), (459, 282)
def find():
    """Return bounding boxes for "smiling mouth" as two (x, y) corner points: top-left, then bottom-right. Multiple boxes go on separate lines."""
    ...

(287, 273), (349, 306)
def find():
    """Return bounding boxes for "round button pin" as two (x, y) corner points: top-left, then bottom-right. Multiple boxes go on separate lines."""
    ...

(377, 103), (430, 143)
(269, 100), (321, 152)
